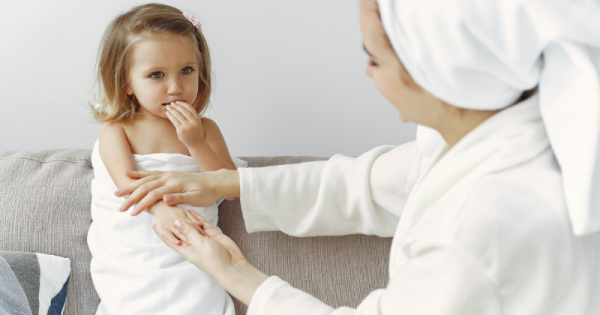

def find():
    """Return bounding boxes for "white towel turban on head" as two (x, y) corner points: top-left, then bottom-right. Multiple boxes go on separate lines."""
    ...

(377, 0), (600, 235)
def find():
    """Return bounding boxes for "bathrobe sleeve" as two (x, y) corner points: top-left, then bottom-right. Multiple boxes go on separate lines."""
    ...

(239, 142), (422, 237)
(247, 243), (500, 315)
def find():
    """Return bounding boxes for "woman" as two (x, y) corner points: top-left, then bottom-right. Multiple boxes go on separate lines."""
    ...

(116, 0), (600, 313)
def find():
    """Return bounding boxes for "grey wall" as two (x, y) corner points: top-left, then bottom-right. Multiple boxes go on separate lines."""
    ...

(0, 0), (416, 157)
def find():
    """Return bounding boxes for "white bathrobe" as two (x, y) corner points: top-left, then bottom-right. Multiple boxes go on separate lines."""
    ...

(239, 95), (600, 314)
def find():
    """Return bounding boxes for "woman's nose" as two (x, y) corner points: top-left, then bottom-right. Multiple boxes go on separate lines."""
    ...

(365, 64), (374, 78)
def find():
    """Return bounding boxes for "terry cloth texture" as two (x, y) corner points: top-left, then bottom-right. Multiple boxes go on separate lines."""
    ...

(0, 251), (70, 315)
(378, 0), (600, 234)
(240, 94), (600, 315)
(88, 139), (245, 315)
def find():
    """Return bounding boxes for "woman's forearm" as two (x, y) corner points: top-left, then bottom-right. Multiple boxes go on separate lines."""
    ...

(209, 170), (266, 305)
(218, 260), (269, 306)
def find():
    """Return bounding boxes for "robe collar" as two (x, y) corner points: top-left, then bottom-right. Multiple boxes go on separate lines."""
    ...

(390, 94), (551, 274)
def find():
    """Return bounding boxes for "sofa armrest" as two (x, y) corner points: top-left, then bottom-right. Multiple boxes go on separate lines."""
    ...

(0, 149), (99, 315)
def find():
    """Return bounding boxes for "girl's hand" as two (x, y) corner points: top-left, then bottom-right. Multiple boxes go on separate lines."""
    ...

(150, 202), (207, 245)
(115, 169), (240, 216)
(165, 101), (204, 148)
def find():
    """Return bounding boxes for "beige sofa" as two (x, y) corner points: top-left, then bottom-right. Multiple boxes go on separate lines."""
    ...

(0, 149), (392, 314)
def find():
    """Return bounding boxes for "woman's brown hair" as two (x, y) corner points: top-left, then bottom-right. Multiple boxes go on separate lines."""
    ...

(90, 3), (211, 122)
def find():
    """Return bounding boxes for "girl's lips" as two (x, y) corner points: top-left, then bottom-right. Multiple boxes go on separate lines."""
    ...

(162, 100), (185, 106)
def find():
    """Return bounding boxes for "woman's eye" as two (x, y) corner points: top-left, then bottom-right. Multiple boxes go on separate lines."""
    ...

(369, 60), (378, 67)
(150, 72), (164, 79)
(181, 67), (193, 74)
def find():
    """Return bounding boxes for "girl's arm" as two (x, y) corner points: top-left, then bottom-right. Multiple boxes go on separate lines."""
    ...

(100, 121), (201, 243)
(166, 101), (236, 171)
(190, 117), (236, 171)
(99, 122), (138, 192)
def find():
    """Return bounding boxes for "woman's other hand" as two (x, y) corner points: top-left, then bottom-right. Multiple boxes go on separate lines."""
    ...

(157, 210), (269, 305)
(158, 209), (245, 276)
(115, 168), (240, 216)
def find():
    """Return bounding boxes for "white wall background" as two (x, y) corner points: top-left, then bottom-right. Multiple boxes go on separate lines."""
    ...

(0, 0), (416, 157)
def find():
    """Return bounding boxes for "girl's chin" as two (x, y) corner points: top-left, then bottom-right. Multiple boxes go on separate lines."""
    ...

(146, 111), (168, 120)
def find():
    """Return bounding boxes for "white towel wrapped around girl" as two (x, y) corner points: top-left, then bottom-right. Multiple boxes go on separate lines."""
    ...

(88, 140), (246, 315)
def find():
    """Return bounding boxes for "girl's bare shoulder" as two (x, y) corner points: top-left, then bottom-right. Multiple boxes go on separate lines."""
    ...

(100, 120), (126, 137)
(200, 117), (220, 134)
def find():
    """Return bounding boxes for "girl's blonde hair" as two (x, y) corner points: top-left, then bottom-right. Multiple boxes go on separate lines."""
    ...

(91, 3), (211, 122)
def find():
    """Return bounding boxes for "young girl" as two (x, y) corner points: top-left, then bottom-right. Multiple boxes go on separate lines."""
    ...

(87, 3), (242, 315)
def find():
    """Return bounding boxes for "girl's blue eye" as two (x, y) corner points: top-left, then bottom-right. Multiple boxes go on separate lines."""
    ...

(150, 72), (164, 79)
(181, 67), (193, 74)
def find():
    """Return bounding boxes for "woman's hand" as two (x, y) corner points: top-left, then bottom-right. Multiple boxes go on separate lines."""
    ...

(157, 209), (246, 277)
(165, 101), (204, 148)
(115, 168), (240, 216)
(156, 210), (268, 305)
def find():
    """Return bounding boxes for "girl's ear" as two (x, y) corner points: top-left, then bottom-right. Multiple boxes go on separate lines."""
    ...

(126, 85), (133, 96)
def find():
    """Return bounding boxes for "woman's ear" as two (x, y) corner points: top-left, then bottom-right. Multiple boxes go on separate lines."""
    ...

(126, 85), (133, 96)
